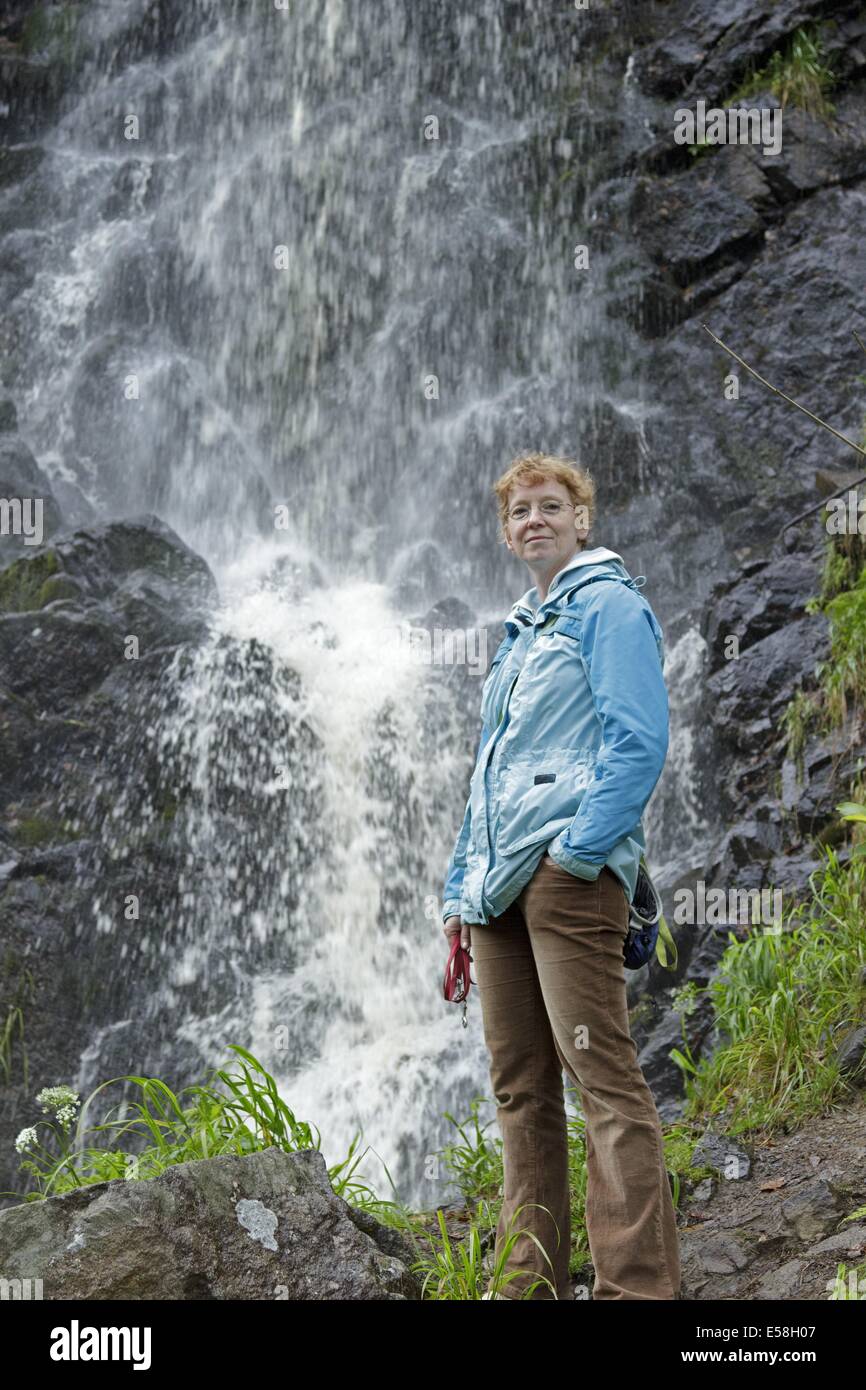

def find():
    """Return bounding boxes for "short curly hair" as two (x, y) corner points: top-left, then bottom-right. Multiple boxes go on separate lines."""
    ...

(492, 451), (596, 547)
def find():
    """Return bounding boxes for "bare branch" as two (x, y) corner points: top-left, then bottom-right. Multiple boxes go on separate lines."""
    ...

(701, 323), (866, 542)
(701, 323), (866, 460)
(776, 472), (866, 538)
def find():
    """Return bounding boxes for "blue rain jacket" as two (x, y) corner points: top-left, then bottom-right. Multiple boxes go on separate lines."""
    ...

(441, 546), (668, 925)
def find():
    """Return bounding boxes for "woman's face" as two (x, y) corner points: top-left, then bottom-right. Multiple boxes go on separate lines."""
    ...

(504, 479), (589, 574)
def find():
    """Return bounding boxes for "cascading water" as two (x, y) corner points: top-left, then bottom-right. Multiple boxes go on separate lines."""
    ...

(3, 0), (710, 1209)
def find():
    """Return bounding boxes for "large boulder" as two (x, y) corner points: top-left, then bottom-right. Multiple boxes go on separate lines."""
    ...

(0, 514), (217, 712)
(0, 1147), (420, 1299)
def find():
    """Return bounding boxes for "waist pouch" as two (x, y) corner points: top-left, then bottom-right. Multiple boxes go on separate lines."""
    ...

(624, 859), (677, 972)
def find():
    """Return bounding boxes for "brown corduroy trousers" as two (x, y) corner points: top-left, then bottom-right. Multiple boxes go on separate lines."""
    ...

(470, 854), (681, 1300)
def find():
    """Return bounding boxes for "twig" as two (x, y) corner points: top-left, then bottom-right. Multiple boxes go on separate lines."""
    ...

(701, 323), (866, 460)
(701, 324), (866, 540)
(778, 471), (866, 537)
(853, 329), (866, 361)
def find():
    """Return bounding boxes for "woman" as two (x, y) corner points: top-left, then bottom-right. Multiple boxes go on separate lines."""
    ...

(442, 451), (681, 1301)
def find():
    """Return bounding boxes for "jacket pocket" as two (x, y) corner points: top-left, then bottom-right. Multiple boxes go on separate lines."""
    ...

(551, 613), (582, 644)
(493, 747), (597, 855)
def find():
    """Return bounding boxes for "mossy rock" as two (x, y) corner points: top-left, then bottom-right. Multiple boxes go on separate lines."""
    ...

(49, 517), (217, 607)
(0, 549), (80, 613)
(19, 4), (85, 66)
(684, 1163), (722, 1185)
(11, 815), (75, 847)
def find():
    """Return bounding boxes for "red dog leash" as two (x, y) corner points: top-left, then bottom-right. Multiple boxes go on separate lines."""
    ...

(443, 936), (474, 1027)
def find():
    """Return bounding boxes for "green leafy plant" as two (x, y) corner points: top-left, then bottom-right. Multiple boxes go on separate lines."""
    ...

(836, 798), (866, 858)
(668, 979), (704, 1090)
(687, 136), (714, 160)
(6, 1045), (403, 1225)
(817, 573), (866, 726)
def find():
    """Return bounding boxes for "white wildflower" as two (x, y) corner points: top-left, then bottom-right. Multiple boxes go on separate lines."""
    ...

(15, 1126), (38, 1153)
(35, 1085), (80, 1119)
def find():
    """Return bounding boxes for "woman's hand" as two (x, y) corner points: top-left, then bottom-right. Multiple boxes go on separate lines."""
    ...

(444, 914), (471, 952)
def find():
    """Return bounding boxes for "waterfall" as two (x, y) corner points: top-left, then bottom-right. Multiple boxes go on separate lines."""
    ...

(3, 0), (706, 1209)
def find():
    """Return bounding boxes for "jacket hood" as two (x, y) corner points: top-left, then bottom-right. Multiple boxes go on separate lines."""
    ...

(506, 545), (627, 628)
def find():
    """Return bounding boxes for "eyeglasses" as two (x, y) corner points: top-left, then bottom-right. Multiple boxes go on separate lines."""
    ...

(507, 500), (575, 522)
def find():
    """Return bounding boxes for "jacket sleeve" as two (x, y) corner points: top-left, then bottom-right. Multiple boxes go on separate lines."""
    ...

(442, 719), (490, 922)
(547, 585), (668, 880)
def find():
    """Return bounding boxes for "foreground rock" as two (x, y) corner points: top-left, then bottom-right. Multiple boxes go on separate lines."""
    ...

(0, 1147), (420, 1299)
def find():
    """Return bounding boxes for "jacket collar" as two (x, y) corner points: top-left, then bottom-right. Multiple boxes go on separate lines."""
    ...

(505, 546), (626, 630)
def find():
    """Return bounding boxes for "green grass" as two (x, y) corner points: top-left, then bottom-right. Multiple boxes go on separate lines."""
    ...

(7, 1045), (403, 1208)
(0, 958), (35, 1090)
(782, 532), (866, 766)
(827, 1260), (866, 1299)
(671, 847), (866, 1135)
(816, 532), (866, 605)
(726, 26), (837, 119)
(811, 571), (866, 728)
(781, 688), (820, 779)
(683, 25), (837, 160)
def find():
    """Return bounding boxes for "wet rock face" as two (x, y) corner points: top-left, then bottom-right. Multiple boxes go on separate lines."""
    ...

(695, 528), (866, 896)
(0, 1147), (421, 1299)
(0, 515), (217, 706)
(612, 113), (866, 338)
(697, 549), (830, 781)
(0, 1), (195, 142)
(0, 515), (219, 1202)
(0, 513), (219, 823)
(0, 513), (330, 1207)
(587, 2), (866, 587)
(632, 0), (866, 101)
